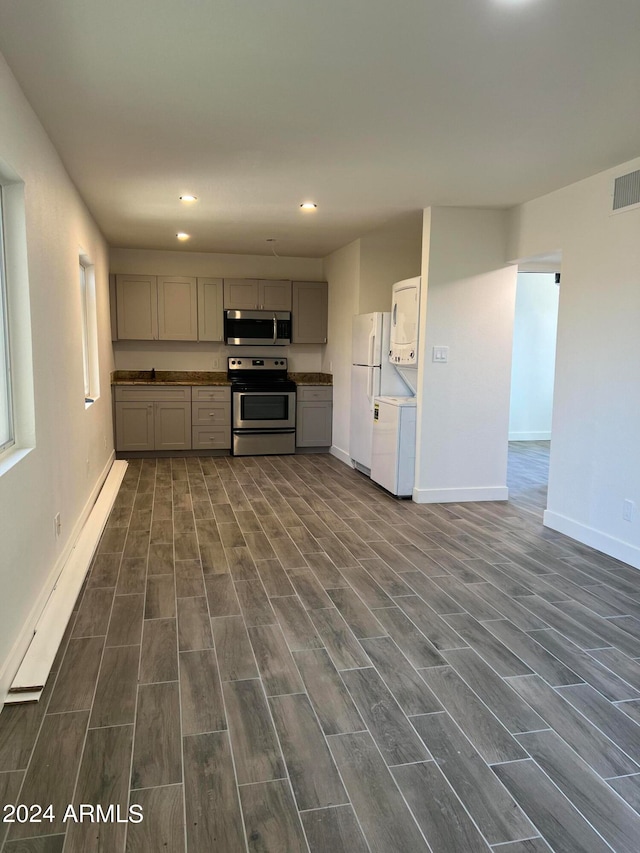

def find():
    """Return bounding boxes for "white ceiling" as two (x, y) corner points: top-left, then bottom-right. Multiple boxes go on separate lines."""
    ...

(1, 0), (639, 258)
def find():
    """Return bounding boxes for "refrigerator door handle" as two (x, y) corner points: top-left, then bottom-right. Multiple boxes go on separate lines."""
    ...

(367, 366), (374, 402)
(368, 328), (376, 368)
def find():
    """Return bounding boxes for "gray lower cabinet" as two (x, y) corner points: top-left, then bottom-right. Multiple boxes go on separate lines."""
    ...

(296, 386), (333, 447)
(114, 386), (192, 452)
(154, 401), (192, 450)
(115, 401), (155, 451)
(192, 386), (231, 450)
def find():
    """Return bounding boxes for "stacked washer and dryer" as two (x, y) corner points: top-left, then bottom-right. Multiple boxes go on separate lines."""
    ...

(370, 276), (420, 497)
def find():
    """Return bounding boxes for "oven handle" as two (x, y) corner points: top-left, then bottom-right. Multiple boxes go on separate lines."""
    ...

(273, 313), (277, 344)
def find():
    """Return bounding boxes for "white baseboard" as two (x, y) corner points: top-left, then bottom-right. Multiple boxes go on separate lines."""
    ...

(330, 445), (351, 467)
(413, 485), (509, 504)
(0, 452), (123, 705)
(509, 432), (551, 441)
(543, 510), (640, 570)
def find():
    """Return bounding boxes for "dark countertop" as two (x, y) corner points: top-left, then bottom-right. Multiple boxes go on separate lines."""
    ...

(111, 370), (230, 385)
(111, 370), (333, 386)
(288, 372), (333, 385)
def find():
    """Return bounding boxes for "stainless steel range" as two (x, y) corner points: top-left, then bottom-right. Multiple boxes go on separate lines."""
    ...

(228, 356), (296, 456)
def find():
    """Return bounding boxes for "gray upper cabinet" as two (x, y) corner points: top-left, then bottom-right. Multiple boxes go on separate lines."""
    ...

(116, 274), (197, 341)
(291, 281), (328, 343)
(223, 278), (292, 311)
(197, 277), (224, 341)
(116, 274), (158, 340)
(260, 279), (291, 310)
(157, 276), (198, 340)
(223, 278), (259, 310)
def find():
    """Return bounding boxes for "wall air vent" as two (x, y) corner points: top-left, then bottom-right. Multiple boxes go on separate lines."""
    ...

(612, 169), (640, 214)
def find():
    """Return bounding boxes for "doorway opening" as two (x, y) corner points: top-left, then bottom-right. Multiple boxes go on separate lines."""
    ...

(507, 257), (561, 514)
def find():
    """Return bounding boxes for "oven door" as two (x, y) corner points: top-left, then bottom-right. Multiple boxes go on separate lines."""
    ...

(233, 390), (296, 429)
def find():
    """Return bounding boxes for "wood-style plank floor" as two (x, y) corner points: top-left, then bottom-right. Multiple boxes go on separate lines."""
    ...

(2, 442), (640, 852)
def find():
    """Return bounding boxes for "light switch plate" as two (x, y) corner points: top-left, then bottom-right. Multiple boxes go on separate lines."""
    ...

(433, 346), (449, 363)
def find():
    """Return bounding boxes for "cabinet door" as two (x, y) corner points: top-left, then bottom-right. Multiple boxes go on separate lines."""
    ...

(296, 401), (333, 447)
(223, 279), (259, 309)
(115, 401), (155, 451)
(157, 276), (198, 340)
(259, 280), (292, 311)
(291, 281), (328, 343)
(116, 275), (158, 340)
(197, 278), (224, 341)
(154, 402), (192, 450)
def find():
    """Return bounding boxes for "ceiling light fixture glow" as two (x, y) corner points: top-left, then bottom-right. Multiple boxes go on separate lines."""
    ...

(179, 195), (197, 202)
(176, 232), (190, 240)
(299, 202), (318, 210)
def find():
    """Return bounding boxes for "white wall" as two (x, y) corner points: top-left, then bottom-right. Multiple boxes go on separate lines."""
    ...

(321, 214), (423, 463)
(508, 156), (640, 567)
(110, 247), (325, 373)
(509, 272), (559, 440)
(358, 212), (424, 314)
(0, 52), (113, 698)
(414, 207), (517, 502)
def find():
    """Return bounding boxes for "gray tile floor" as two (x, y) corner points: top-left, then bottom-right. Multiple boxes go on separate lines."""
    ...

(2, 444), (640, 852)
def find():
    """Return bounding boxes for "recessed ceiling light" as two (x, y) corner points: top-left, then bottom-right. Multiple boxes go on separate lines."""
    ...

(300, 202), (318, 210)
(176, 232), (190, 241)
(179, 195), (197, 202)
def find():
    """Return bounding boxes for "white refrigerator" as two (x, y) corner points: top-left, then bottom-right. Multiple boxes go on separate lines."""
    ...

(350, 312), (410, 472)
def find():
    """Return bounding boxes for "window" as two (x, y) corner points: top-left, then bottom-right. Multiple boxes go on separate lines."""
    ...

(0, 187), (14, 453)
(79, 255), (99, 405)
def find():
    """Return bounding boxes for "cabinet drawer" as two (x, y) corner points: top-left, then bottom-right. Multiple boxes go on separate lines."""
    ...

(192, 386), (230, 402)
(114, 385), (191, 403)
(192, 426), (231, 450)
(192, 402), (231, 426)
(296, 385), (333, 402)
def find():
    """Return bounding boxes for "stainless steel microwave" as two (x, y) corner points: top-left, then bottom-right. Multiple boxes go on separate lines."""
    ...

(224, 310), (292, 346)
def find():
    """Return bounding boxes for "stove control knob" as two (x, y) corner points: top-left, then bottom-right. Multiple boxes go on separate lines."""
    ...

(231, 360), (236, 365)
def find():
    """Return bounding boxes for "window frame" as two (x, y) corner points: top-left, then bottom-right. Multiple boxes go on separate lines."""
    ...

(0, 186), (14, 454)
(79, 254), (99, 407)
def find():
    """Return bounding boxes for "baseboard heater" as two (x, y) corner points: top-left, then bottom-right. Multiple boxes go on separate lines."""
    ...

(5, 460), (128, 704)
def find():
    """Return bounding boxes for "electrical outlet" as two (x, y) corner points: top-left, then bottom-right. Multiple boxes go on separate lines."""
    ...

(623, 499), (636, 522)
(212, 357), (220, 369)
(54, 513), (61, 538)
